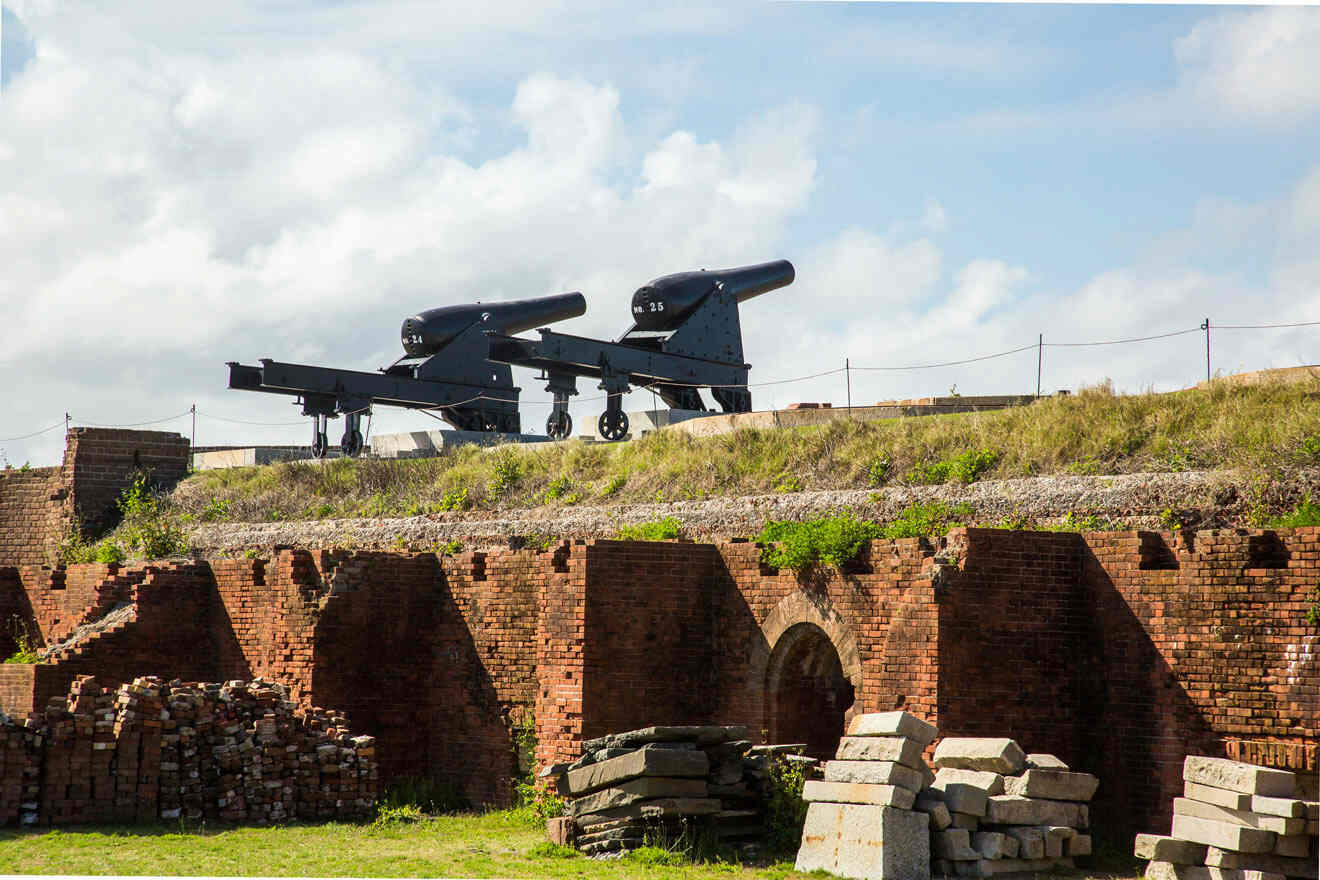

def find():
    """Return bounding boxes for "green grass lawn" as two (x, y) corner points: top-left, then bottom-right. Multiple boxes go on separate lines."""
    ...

(0, 808), (1146, 880)
(0, 809), (812, 878)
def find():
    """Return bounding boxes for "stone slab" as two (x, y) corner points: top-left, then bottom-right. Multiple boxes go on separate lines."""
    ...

(564, 748), (709, 795)
(951, 812), (981, 830)
(1248, 795), (1306, 819)
(582, 725), (747, 752)
(934, 828), (980, 861)
(935, 768), (1006, 796)
(1270, 834), (1309, 858)
(795, 802), (931, 880)
(1205, 847), (1319, 878)
(836, 735), (927, 769)
(1065, 834), (1091, 857)
(1171, 814), (1276, 854)
(1173, 797), (1307, 836)
(1004, 827), (1045, 860)
(570, 777), (709, 816)
(1003, 769), (1099, 802)
(1134, 834), (1209, 865)
(1025, 754), (1068, 771)
(1186, 781), (1254, 811)
(934, 739), (1027, 775)
(574, 796), (722, 827)
(847, 711), (938, 746)
(972, 831), (1018, 860)
(984, 795), (1084, 828)
(1145, 862), (1286, 880)
(915, 795), (953, 830)
(1040, 826), (1074, 859)
(931, 781), (989, 817)
(1183, 757), (1296, 798)
(953, 857), (1073, 877)
(802, 780), (917, 809)
(825, 760), (925, 792)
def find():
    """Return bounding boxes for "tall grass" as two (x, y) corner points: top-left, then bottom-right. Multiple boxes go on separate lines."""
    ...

(169, 377), (1320, 523)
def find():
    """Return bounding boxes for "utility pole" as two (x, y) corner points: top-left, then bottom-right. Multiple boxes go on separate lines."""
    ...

(1201, 318), (1211, 382)
(190, 404), (197, 463)
(1036, 334), (1043, 397)
(845, 358), (851, 412)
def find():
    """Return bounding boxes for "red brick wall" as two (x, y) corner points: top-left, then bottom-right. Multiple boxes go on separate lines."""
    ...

(1081, 527), (1319, 834)
(935, 528), (1091, 761)
(0, 530), (1313, 828)
(61, 429), (189, 537)
(0, 467), (65, 567)
(0, 429), (190, 569)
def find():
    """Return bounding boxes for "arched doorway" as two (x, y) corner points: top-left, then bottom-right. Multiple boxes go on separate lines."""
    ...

(765, 622), (856, 758)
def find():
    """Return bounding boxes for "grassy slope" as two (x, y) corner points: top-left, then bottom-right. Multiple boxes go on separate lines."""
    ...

(169, 378), (1320, 525)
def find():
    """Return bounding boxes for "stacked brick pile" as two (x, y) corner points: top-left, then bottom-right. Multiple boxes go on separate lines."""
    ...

(794, 712), (936, 880)
(549, 724), (769, 855)
(0, 675), (377, 827)
(1135, 756), (1319, 880)
(919, 738), (1096, 878)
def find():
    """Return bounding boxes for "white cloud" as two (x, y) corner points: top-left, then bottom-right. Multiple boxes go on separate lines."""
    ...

(1174, 8), (1320, 126)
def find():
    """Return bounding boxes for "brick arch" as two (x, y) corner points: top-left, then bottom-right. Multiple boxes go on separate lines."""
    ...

(756, 590), (862, 753)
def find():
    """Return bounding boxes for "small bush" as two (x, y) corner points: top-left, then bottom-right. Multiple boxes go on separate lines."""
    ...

(866, 455), (892, 487)
(1267, 495), (1320, 528)
(199, 496), (232, 522)
(905, 448), (999, 485)
(488, 452), (523, 497)
(774, 474), (804, 493)
(764, 757), (809, 857)
(93, 542), (126, 564)
(599, 474), (627, 497)
(879, 502), (973, 540)
(541, 477), (579, 504)
(758, 514), (882, 571)
(436, 487), (469, 512)
(118, 475), (190, 559)
(617, 516), (683, 541)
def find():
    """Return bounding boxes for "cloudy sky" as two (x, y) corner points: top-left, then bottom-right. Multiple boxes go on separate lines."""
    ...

(3, 2), (1319, 466)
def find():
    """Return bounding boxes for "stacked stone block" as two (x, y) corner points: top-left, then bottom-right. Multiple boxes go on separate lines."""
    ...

(550, 724), (772, 856)
(0, 674), (377, 827)
(919, 739), (1096, 878)
(1135, 756), (1319, 880)
(794, 711), (935, 880)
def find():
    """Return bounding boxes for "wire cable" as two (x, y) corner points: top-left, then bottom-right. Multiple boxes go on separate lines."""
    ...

(73, 410), (193, 428)
(0, 420), (67, 443)
(1043, 327), (1202, 347)
(1214, 320), (1320, 330)
(851, 345), (1037, 371)
(197, 411), (307, 427)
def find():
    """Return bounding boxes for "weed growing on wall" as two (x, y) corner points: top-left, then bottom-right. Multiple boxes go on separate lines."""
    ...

(758, 514), (882, 571)
(763, 757), (809, 857)
(879, 501), (973, 539)
(117, 474), (190, 559)
(616, 516), (682, 541)
(4, 617), (42, 664)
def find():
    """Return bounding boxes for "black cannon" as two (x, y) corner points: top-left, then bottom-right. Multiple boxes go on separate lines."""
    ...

(227, 291), (586, 457)
(488, 260), (793, 440)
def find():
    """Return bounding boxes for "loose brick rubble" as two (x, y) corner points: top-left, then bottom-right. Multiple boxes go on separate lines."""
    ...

(0, 674), (376, 827)
(1135, 756), (1319, 880)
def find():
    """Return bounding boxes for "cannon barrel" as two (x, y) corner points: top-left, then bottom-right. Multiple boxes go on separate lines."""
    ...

(629, 259), (794, 332)
(401, 291), (587, 357)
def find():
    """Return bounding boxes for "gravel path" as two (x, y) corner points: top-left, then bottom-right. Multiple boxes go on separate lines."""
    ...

(187, 467), (1320, 554)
